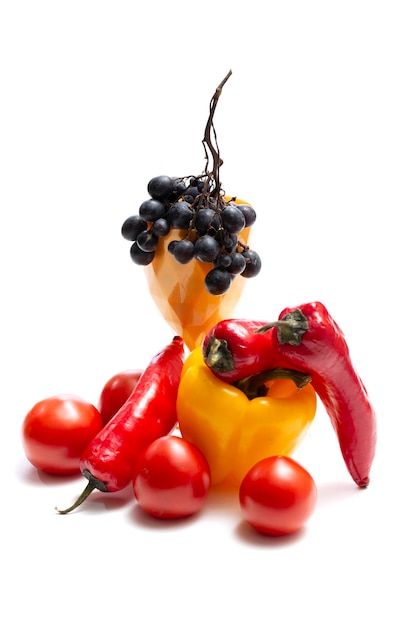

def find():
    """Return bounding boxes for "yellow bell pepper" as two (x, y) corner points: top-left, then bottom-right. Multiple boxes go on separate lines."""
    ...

(176, 349), (317, 487)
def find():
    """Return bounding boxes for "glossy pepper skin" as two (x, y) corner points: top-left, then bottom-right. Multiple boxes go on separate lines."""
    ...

(56, 336), (185, 513)
(202, 318), (294, 384)
(258, 302), (377, 488)
(177, 349), (316, 487)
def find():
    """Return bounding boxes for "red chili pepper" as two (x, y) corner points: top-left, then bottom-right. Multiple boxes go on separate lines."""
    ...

(56, 336), (185, 514)
(202, 318), (294, 383)
(257, 302), (377, 488)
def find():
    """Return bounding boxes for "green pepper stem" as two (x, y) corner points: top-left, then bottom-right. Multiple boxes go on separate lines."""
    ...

(235, 367), (311, 400)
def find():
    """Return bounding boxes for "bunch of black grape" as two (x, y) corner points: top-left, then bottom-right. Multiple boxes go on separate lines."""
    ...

(121, 174), (261, 295)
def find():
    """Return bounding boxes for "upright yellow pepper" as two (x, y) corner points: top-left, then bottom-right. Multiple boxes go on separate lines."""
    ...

(177, 349), (317, 487)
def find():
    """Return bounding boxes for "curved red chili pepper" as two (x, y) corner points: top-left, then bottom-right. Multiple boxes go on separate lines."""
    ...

(56, 336), (185, 513)
(202, 318), (294, 383)
(258, 302), (377, 488)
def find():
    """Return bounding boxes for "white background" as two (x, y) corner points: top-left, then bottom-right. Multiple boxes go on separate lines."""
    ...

(1, 1), (416, 624)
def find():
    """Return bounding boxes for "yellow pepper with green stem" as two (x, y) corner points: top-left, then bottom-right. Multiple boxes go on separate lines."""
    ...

(176, 349), (317, 487)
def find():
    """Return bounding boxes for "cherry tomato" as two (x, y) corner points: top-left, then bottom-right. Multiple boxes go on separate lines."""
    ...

(22, 394), (103, 475)
(239, 456), (317, 536)
(97, 369), (143, 424)
(133, 436), (211, 519)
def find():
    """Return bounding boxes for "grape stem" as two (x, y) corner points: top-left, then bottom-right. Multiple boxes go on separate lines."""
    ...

(202, 70), (232, 199)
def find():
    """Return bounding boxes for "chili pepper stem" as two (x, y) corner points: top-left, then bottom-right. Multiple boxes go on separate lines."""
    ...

(55, 470), (109, 515)
(235, 367), (312, 400)
(204, 336), (234, 373)
(255, 311), (309, 346)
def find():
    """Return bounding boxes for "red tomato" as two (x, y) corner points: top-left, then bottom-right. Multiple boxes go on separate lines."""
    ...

(97, 369), (143, 424)
(133, 436), (211, 519)
(22, 394), (103, 475)
(239, 456), (317, 536)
